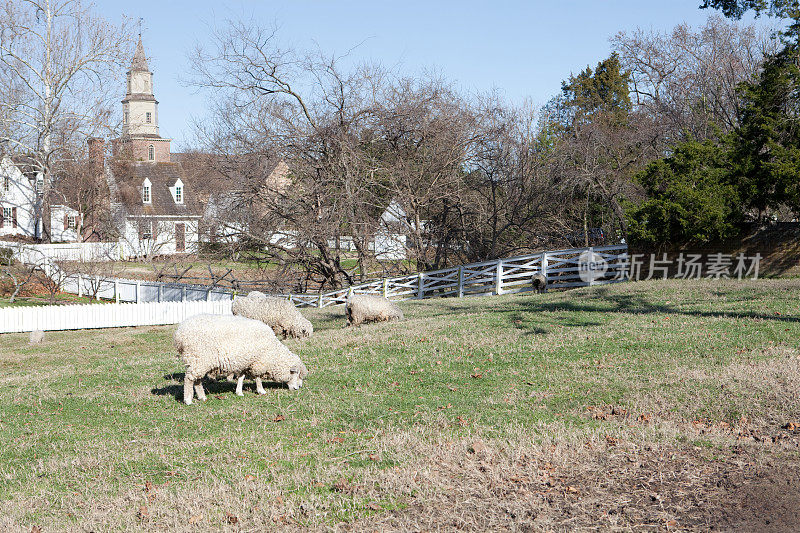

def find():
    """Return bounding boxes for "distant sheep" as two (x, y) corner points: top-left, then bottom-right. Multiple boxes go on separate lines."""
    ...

(346, 294), (404, 326)
(232, 295), (313, 339)
(29, 330), (44, 345)
(531, 273), (547, 294)
(174, 314), (308, 405)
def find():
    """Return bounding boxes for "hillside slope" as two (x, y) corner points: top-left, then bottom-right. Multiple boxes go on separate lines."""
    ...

(1, 279), (799, 531)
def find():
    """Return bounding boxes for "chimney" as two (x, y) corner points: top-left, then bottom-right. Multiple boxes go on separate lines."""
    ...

(88, 137), (105, 169)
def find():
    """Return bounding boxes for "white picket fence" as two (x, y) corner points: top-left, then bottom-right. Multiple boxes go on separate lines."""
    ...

(0, 300), (232, 334)
(288, 244), (629, 308)
(0, 241), (125, 263)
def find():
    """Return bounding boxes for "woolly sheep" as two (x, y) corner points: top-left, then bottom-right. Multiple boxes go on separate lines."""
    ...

(346, 294), (404, 326)
(29, 330), (45, 345)
(232, 295), (313, 339)
(531, 273), (547, 294)
(174, 314), (309, 405)
(247, 290), (267, 299)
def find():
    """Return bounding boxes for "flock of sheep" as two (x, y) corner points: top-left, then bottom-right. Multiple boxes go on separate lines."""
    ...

(174, 292), (404, 405)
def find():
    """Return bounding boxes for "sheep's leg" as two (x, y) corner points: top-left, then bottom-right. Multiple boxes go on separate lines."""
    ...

(235, 374), (246, 396)
(183, 376), (194, 405)
(194, 380), (207, 402)
(255, 377), (266, 395)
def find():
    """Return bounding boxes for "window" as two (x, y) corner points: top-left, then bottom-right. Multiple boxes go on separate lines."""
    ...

(2, 207), (10, 227)
(67, 215), (77, 229)
(141, 222), (152, 240)
(146, 112), (152, 124)
(175, 186), (182, 203)
(36, 176), (43, 192)
(142, 184), (151, 203)
(3, 177), (8, 192)
(148, 145), (154, 161)
(124, 111), (128, 124)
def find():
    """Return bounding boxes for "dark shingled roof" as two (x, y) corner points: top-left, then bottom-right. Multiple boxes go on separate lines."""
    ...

(130, 37), (150, 72)
(113, 161), (202, 218)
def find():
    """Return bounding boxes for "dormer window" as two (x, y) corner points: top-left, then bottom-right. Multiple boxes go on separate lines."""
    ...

(146, 112), (152, 124)
(142, 178), (152, 204)
(148, 145), (154, 161)
(170, 178), (184, 204)
(3, 177), (8, 192)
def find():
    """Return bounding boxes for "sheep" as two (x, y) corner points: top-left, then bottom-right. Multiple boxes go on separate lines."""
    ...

(247, 290), (267, 299)
(232, 295), (313, 339)
(29, 330), (45, 345)
(531, 273), (547, 293)
(346, 294), (404, 326)
(174, 314), (308, 405)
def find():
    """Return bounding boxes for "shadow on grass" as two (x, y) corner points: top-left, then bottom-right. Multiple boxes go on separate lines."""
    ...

(507, 287), (800, 326)
(152, 372), (287, 402)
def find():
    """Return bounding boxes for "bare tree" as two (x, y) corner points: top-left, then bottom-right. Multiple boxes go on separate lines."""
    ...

(611, 15), (779, 141)
(0, 0), (132, 241)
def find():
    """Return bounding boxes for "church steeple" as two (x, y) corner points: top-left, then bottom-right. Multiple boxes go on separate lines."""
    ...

(130, 36), (150, 72)
(118, 36), (171, 163)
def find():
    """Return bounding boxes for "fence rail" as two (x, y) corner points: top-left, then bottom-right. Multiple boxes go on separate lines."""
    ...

(0, 241), (125, 263)
(0, 300), (232, 334)
(290, 244), (629, 308)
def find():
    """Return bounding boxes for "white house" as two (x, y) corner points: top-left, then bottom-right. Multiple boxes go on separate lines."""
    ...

(49, 204), (81, 243)
(0, 156), (40, 239)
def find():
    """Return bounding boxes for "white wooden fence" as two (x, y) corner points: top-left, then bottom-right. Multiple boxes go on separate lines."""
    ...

(288, 244), (629, 308)
(0, 241), (125, 263)
(0, 300), (232, 334)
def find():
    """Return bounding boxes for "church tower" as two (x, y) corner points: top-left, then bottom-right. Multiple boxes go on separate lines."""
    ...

(118, 37), (171, 163)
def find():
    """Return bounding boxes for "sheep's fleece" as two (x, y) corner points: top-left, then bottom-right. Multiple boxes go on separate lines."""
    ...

(346, 294), (404, 326)
(232, 295), (313, 339)
(174, 314), (308, 405)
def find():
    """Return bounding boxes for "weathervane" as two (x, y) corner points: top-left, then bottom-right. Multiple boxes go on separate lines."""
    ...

(138, 17), (143, 39)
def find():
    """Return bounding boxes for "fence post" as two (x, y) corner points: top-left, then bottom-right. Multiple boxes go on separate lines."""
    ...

(495, 260), (504, 295)
(95, 275), (100, 300)
(317, 293), (323, 308)
(77, 274), (83, 298)
(206, 288), (211, 301)
(135, 281), (140, 303)
(157, 284), (162, 303)
(458, 266), (464, 298)
(588, 247), (594, 287)
(347, 287), (354, 299)
(541, 252), (548, 283)
(382, 278), (389, 298)
(181, 286), (187, 302)
(115, 280), (120, 304)
(417, 272), (424, 299)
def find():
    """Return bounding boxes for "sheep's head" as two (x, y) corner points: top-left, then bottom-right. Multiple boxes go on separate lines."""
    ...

(287, 362), (308, 390)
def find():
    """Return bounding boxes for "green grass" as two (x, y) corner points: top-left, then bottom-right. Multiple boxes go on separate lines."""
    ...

(1, 278), (800, 530)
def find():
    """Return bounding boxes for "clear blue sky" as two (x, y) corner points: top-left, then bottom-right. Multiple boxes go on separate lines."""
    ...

(94, 0), (767, 149)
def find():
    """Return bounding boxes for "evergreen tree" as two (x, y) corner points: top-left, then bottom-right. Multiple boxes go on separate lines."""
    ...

(561, 53), (632, 127)
(626, 139), (741, 246)
(732, 22), (800, 216)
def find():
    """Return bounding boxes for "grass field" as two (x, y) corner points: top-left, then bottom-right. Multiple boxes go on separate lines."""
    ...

(1, 278), (800, 531)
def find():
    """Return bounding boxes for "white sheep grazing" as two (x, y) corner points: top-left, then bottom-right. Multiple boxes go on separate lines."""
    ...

(174, 314), (309, 405)
(346, 294), (404, 326)
(232, 295), (313, 339)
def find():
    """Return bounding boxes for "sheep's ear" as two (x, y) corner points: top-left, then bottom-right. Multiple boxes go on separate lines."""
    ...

(289, 366), (299, 374)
